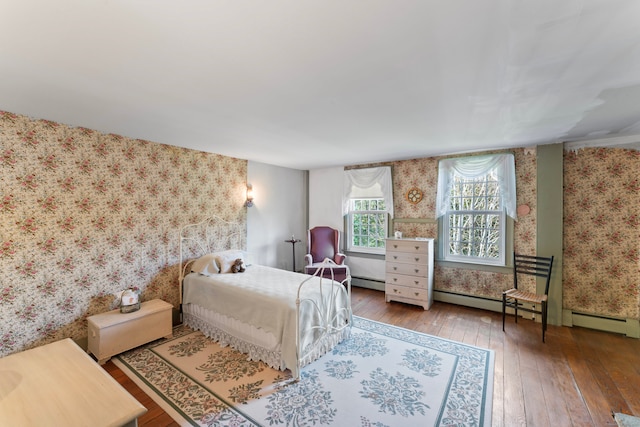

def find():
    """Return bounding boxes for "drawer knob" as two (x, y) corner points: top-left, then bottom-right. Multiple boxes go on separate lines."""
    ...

(393, 255), (398, 260)
(415, 292), (419, 296)
(414, 269), (419, 273)
(393, 288), (398, 293)
(393, 244), (398, 249)
(393, 278), (398, 282)
(414, 280), (419, 285)
(415, 257), (419, 262)
(393, 266), (397, 271)
(414, 246), (419, 250)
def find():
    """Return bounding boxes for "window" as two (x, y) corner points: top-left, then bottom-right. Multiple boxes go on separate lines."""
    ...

(436, 154), (516, 266)
(444, 172), (505, 264)
(347, 198), (387, 253)
(343, 167), (394, 255)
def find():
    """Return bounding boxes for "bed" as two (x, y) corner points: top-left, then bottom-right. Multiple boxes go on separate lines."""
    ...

(178, 216), (352, 380)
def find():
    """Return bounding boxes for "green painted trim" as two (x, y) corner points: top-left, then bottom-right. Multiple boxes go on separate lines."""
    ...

(536, 144), (564, 326)
(626, 319), (640, 338)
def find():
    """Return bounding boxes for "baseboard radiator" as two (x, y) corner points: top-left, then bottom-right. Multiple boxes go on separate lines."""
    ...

(351, 276), (385, 291)
(563, 310), (639, 338)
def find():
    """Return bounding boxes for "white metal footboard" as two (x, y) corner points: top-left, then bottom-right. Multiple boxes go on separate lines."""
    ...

(295, 262), (352, 380)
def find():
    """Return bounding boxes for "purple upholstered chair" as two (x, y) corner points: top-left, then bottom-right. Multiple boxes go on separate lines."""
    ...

(304, 226), (348, 284)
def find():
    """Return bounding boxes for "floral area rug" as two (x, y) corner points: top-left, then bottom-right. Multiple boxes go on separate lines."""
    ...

(114, 316), (494, 426)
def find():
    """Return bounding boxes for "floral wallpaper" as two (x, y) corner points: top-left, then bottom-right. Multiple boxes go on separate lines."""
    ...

(2, 108), (637, 360)
(0, 111), (247, 357)
(563, 148), (640, 320)
(353, 148), (537, 300)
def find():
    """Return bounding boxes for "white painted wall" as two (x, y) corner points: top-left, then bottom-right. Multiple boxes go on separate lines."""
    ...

(247, 161), (308, 271)
(308, 167), (344, 231)
(246, 165), (385, 284)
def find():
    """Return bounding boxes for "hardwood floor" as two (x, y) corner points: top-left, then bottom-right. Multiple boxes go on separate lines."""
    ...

(104, 287), (640, 426)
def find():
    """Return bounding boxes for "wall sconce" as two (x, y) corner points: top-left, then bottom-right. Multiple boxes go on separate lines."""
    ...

(245, 183), (254, 208)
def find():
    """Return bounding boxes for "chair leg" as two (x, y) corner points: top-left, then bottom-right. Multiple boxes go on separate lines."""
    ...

(542, 301), (547, 343)
(502, 294), (506, 332)
(514, 300), (518, 324)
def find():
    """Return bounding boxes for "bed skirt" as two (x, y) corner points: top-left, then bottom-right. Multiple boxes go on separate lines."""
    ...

(183, 303), (350, 377)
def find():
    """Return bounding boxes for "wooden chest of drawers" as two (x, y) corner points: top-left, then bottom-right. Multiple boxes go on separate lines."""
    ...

(385, 238), (434, 310)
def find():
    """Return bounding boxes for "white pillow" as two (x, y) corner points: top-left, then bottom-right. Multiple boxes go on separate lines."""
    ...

(214, 250), (245, 273)
(191, 254), (219, 276)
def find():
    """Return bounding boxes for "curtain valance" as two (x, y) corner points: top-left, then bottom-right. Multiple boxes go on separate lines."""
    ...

(343, 167), (394, 218)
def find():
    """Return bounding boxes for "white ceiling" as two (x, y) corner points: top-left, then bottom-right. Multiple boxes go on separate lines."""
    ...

(2, 1), (640, 170)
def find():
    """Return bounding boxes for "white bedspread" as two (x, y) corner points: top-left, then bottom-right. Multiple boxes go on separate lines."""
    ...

(182, 264), (350, 374)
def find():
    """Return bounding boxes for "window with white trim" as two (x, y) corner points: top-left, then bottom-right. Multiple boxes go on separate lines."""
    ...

(343, 166), (394, 255)
(444, 171), (505, 264)
(347, 198), (387, 254)
(436, 154), (516, 266)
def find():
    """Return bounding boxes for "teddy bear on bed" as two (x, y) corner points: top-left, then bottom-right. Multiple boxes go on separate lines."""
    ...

(231, 258), (245, 273)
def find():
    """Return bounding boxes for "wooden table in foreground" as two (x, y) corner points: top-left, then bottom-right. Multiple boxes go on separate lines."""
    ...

(0, 338), (147, 427)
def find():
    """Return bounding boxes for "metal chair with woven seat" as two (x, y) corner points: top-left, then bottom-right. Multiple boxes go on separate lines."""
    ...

(502, 252), (554, 342)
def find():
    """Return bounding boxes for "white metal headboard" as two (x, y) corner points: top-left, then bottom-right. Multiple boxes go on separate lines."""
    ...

(178, 216), (245, 304)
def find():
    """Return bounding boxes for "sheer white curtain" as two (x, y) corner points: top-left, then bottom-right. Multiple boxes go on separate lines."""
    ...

(435, 154), (517, 220)
(343, 167), (394, 218)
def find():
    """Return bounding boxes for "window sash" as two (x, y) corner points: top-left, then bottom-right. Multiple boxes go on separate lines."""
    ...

(443, 209), (506, 265)
(347, 199), (388, 254)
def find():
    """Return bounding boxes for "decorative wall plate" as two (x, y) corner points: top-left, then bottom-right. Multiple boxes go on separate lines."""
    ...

(517, 204), (530, 216)
(406, 187), (423, 204)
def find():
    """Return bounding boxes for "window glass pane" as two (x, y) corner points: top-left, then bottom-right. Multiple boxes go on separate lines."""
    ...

(353, 222), (361, 235)
(460, 242), (470, 256)
(487, 181), (499, 195)
(487, 214), (500, 228)
(449, 196), (460, 210)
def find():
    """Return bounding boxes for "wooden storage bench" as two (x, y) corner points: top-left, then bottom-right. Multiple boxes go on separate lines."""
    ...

(88, 299), (173, 364)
